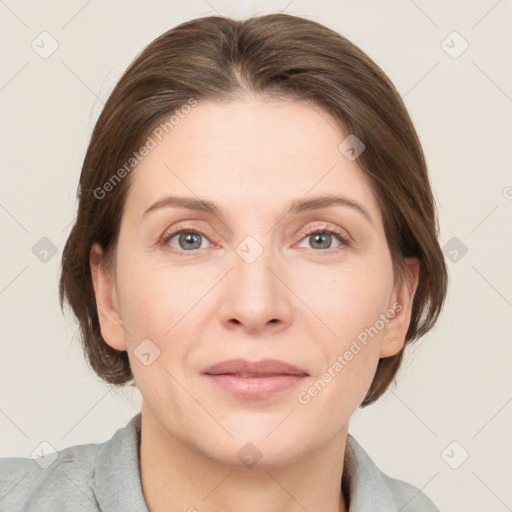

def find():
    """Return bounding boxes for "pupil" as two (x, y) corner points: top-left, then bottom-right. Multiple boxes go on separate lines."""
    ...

(313, 233), (330, 249)
(181, 233), (200, 249)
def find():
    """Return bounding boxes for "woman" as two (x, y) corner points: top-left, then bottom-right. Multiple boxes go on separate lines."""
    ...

(0, 12), (447, 511)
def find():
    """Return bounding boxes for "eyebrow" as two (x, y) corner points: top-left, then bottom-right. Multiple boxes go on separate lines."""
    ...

(142, 194), (373, 225)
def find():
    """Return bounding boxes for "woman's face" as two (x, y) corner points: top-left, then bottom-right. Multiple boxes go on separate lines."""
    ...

(91, 95), (418, 467)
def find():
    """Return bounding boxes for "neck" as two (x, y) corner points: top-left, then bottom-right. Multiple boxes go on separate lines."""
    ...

(139, 403), (349, 512)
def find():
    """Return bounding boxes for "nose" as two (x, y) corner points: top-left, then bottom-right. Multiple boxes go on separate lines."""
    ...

(217, 235), (293, 334)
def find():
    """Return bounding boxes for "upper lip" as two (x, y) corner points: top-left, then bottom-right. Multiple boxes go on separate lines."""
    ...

(202, 358), (309, 376)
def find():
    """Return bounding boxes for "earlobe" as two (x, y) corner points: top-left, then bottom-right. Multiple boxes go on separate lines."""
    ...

(379, 257), (420, 358)
(90, 243), (127, 351)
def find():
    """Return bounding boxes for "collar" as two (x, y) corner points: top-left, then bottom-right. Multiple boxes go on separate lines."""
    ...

(94, 413), (148, 511)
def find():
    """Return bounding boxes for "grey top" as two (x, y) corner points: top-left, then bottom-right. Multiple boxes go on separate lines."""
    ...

(0, 413), (438, 511)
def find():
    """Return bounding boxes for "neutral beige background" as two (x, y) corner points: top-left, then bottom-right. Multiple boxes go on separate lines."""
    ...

(1, 1), (511, 510)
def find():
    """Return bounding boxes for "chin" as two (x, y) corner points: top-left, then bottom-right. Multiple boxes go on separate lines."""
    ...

(191, 424), (318, 470)
(204, 439), (307, 469)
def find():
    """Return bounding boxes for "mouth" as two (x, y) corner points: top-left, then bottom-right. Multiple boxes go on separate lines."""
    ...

(202, 358), (309, 400)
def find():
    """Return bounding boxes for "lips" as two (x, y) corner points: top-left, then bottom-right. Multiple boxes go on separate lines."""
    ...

(202, 358), (309, 377)
(202, 358), (309, 400)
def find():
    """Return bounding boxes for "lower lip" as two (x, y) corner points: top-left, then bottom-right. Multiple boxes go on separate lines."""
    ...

(204, 374), (307, 400)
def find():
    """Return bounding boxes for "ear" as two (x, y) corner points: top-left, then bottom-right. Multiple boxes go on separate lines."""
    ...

(89, 242), (127, 351)
(379, 257), (420, 358)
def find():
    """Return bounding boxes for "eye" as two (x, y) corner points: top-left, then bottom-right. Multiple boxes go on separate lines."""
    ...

(161, 226), (212, 254)
(296, 225), (350, 253)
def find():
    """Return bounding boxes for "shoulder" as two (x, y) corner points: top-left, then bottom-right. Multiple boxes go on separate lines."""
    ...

(0, 413), (145, 512)
(377, 469), (439, 512)
(0, 440), (101, 512)
(344, 434), (439, 512)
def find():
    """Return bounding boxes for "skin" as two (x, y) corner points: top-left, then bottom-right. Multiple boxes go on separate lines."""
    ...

(90, 95), (419, 512)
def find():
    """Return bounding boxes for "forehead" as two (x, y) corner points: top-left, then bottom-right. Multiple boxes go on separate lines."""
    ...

(123, 96), (381, 223)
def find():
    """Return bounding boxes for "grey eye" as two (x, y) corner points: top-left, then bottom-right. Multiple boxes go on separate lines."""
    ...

(168, 231), (208, 251)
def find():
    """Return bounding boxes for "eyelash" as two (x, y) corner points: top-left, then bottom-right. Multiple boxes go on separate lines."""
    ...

(159, 224), (351, 256)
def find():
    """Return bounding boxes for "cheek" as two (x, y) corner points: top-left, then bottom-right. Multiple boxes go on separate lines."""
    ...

(302, 261), (394, 340)
(294, 269), (393, 416)
(297, 259), (394, 399)
(115, 261), (200, 404)
(115, 251), (201, 338)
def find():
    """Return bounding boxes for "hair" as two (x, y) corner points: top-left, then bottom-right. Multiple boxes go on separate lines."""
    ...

(59, 12), (447, 407)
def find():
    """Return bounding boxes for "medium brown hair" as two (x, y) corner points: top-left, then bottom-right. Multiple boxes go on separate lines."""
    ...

(59, 13), (447, 406)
